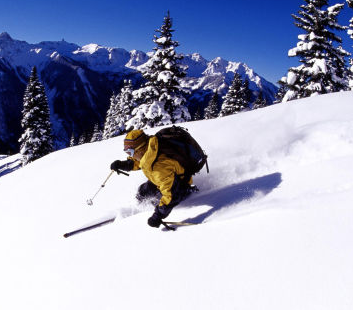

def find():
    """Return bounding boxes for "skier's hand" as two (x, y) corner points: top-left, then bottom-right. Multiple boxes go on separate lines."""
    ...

(147, 205), (173, 228)
(110, 159), (133, 172)
(147, 212), (162, 228)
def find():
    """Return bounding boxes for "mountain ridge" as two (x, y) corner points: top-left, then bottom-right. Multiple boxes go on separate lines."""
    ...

(0, 32), (278, 153)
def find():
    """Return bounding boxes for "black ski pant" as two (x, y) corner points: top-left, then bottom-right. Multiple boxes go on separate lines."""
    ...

(136, 174), (191, 208)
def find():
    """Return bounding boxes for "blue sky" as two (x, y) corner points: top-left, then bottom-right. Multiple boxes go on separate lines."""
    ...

(0, 0), (352, 84)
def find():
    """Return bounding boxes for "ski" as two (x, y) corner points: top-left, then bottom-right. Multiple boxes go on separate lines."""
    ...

(163, 221), (197, 226)
(63, 217), (116, 238)
(161, 222), (176, 231)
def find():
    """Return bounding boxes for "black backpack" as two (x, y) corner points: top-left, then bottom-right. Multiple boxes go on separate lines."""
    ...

(153, 126), (209, 180)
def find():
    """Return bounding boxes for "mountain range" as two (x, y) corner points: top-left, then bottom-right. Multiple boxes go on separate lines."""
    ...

(0, 32), (278, 153)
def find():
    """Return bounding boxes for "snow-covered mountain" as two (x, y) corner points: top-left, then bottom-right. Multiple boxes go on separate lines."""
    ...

(0, 32), (278, 153)
(1, 91), (352, 310)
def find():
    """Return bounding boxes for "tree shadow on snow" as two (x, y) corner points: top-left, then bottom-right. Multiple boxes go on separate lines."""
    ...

(179, 172), (282, 224)
(0, 159), (22, 178)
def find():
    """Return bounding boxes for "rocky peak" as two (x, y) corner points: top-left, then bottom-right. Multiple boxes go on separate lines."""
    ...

(0, 32), (13, 41)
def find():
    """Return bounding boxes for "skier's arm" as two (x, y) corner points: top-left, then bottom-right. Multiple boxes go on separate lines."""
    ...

(128, 157), (141, 170)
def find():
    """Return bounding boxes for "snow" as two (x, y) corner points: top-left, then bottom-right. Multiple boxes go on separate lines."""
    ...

(311, 58), (327, 75)
(288, 41), (315, 56)
(126, 50), (149, 68)
(298, 34), (307, 41)
(0, 154), (21, 177)
(76, 68), (96, 108)
(1, 91), (353, 309)
(79, 43), (101, 54)
(286, 71), (297, 85)
(155, 37), (167, 44)
(157, 71), (173, 83)
(327, 3), (344, 13)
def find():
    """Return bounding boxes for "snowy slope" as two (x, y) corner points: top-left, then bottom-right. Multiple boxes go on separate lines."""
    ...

(1, 91), (353, 310)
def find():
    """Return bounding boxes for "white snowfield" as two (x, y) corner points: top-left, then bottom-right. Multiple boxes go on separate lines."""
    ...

(1, 91), (353, 310)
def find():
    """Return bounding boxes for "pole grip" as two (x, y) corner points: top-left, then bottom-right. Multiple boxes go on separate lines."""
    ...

(116, 169), (129, 176)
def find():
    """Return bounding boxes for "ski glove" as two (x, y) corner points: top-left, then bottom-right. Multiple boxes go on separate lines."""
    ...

(110, 159), (134, 172)
(147, 205), (173, 228)
(147, 212), (162, 228)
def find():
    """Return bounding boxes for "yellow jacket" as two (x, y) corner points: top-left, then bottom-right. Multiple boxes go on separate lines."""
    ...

(130, 136), (191, 206)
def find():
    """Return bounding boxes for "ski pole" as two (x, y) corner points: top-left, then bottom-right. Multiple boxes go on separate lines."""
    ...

(86, 170), (115, 206)
(86, 169), (129, 206)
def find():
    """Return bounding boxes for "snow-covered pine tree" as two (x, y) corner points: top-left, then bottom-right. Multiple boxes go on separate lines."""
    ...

(279, 0), (350, 102)
(347, 0), (353, 89)
(103, 80), (136, 139)
(103, 92), (119, 139)
(69, 133), (76, 147)
(241, 79), (252, 108)
(219, 73), (248, 117)
(252, 91), (268, 110)
(117, 80), (136, 132)
(193, 106), (203, 121)
(78, 133), (88, 145)
(90, 124), (102, 142)
(274, 85), (287, 103)
(19, 66), (53, 165)
(204, 91), (220, 119)
(127, 11), (190, 129)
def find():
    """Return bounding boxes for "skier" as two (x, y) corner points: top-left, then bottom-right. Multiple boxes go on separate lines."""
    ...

(110, 129), (196, 228)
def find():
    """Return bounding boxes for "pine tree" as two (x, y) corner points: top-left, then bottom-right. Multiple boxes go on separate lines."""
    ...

(103, 80), (136, 139)
(193, 106), (203, 121)
(219, 73), (248, 117)
(347, 0), (353, 89)
(103, 92), (119, 139)
(117, 80), (136, 132)
(90, 124), (102, 142)
(279, 0), (350, 102)
(204, 91), (220, 119)
(19, 66), (53, 165)
(69, 133), (76, 147)
(127, 11), (190, 129)
(252, 91), (268, 110)
(78, 133), (87, 145)
(241, 79), (252, 108)
(274, 85), (287, 103)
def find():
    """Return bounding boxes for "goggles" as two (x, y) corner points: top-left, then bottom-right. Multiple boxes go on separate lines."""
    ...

(124, 141), (147, 158)
(124, 148), (135, 157)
